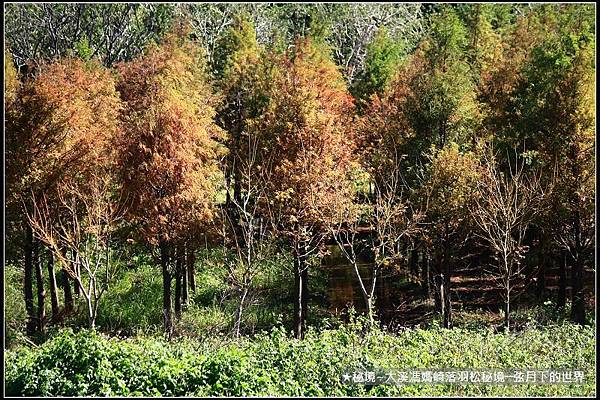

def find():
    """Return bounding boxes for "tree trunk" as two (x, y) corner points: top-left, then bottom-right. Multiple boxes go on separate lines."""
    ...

(443, 287), (452, 328)
(570, 254), (585, 324)
(174, 246), (182, 319)
(375, 267), (386, 322)
(72, 254), (80, 297)
(234, 287), (249, 337)
(568, 140), (586, 325)
(233, 168), (242, 207)
(367, 264), (378, 325)
(293, 241), (309, 339)
(301, 259), (309, 335)
(409, 249), (418, 281)
(293, 264), (302, 339)
(535, 255), (547, 300)
(34, 238), (46, 332)
(24, 224), (36, 336)
(47, 250), (60, 321)
(442, 247), (453, 329)
(504, 284), (510, 333)
(557, 251), (567, 309)
(443, 270), (452, 329)
(86, 296), (95, 329)
(353, 259), (376, 324)
(570, 209), (585, 325)
(225, 165), (232, 208)
(62, 268), (74, 314)
(434, 270), (452, 328)
(160, 240), (173, 337)
(293, 256), (309, 339)
(433, 273), (443, 325)
(182, 249), (189, 308)
(187, 246), (196, 293)
(233, 93), (243, 206)
(365, 295), (374, 326)
(421, 251), (430, 297)
(434, 256), (453, 329)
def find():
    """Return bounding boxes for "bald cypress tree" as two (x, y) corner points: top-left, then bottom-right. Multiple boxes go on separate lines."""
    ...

(250, 38), (356, 338)
(117, 26), (226, 336)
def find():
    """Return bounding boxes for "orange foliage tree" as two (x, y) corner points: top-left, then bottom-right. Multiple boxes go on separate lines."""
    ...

(249, 38), (356, 338)
(6, 57), (122, 332)
(4, 50), (21, 269)
(116, 27), (226, 336)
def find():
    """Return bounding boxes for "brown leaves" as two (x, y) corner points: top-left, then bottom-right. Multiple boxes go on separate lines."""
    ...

(6, 57), (122, 205)
(117, 29), (225, 244)
(245, 38), (357, 244)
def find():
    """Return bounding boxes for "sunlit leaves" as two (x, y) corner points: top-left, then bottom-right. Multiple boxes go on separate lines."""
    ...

(117, 26), (225, 244)
(6, 57), (121, 201)
(351, 27), (405, 105)
(4, 51), (19, 108)
(249, 38), (356, 237)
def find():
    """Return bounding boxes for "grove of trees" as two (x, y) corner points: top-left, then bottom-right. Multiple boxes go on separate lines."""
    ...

(4, 3), (595, 342)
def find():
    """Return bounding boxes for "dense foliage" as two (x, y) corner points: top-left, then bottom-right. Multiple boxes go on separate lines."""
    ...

(5, 322), (595, 396)
(3, 3), (596, 397)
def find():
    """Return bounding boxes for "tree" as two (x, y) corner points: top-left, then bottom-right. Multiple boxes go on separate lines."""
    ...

(6, 56), (121, 333)
(356, 18), (481, 308)
(355, 53), (419, 186)
(325, 162), (422, 325)
(471, 149), (546, 331)
(418, 143), (483, 328)
(177, 3), (246, 69)
(518, 8), (595, 325)
(410, 7), (480, 151)
(481, 5), (595, 324)
(212, 16), (292, 336)
(478, 9), (549, 150)
(4, 3), (176, 68)
(319, 3), (424, 84)
(4, 51), (19, 106)
(249, 37), (355, 338)
(4, 50), (24, 276)
(27, 171), (124, 328)
(456, 3), (504, 83)
(178, 3), (425, 84)
(220, 136), (279, 337)
(116, 26), (226, 336)
(351, 27), (405, 109)
(357, 6), (480, 191)
(6, 57), (121, 204)
(213, 15), (273, 208)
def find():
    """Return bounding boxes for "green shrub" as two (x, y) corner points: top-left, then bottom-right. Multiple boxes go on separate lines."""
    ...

(5, 320), (595, 397)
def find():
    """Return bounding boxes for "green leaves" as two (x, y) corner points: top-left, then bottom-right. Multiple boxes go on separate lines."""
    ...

(352, 27), (405, 105)
(5, 323), (596, 396)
